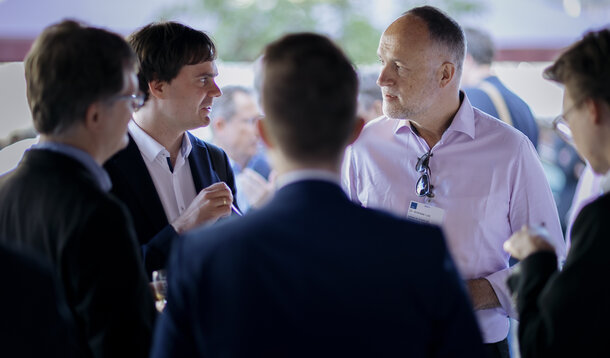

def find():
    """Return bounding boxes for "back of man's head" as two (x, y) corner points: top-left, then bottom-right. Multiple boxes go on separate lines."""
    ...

(128, 22), (216, 101)
(261, 33), (358, 164)
(25, 20), (137, 136)
(464, 27), (495, 65)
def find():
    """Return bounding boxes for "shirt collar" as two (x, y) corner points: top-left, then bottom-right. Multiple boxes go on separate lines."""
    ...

(33, 141), (112, 192)
(276, 169), (341, 189)
(128, 120), (192, 163)
(393, 91), (476, 141)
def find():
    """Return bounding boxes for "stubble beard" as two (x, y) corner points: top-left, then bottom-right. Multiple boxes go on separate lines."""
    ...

(383, 99), (412, 120)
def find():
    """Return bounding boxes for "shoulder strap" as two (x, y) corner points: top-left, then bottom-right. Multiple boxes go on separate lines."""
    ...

(479, 81), (513, 126)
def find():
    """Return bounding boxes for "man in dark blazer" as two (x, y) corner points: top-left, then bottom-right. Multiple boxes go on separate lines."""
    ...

(150, 33), (486, 358)
(1, 243), (80, 358)
(0, 20), (156, 358)
(104, 22), (237, 276)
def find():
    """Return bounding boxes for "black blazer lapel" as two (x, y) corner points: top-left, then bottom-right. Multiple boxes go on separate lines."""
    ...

(106, 136), (169, 238)
(187, 133), (215, 192)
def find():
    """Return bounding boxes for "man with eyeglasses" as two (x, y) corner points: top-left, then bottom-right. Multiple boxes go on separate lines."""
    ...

(343, 6), (566, 358)
(104, 22), (238, 276)
(0, 20), (156, 358)
(210, 85), (273, 213)
(504, 28), (610, 358)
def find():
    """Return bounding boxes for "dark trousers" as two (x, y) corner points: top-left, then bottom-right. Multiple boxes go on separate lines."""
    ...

(484, 338), (510, 358)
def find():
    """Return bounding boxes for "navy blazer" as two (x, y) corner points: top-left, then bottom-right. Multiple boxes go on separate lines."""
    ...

(151, 180), (486, 358)
(104, 132), (237, 276)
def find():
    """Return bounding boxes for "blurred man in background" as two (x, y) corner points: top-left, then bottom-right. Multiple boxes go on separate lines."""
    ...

(211, 85), (273, 212)
(462, 27), (539, 148)
(357, 70), (384, 123)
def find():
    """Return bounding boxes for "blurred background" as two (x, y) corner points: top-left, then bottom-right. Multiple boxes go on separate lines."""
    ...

(1, 0), (609, 232)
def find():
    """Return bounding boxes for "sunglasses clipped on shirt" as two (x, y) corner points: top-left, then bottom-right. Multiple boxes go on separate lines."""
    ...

(415, 151), (434, 198)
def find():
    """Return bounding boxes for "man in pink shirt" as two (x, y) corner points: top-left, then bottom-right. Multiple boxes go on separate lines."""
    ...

(343, 6), (566, 357)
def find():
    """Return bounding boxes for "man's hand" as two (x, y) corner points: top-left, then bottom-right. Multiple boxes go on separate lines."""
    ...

(503, 225), (555, 261)
(466, 278), (501, 310)
(236, 168), (274, 208)
(171, 182), (233, 234)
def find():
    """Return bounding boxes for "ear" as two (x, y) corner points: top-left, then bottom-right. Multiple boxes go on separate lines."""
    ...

(256, 117), (274, 149)
(439, 62), (456, 88)
(347, 117), (366, 145)
(148, 79), (166, 99)
(586, 97), (602, 125)
(84, 102), (102, 131)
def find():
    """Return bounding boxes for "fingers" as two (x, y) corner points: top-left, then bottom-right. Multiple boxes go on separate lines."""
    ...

(503, 224), (554, 260)
(200, 182), (233, 202)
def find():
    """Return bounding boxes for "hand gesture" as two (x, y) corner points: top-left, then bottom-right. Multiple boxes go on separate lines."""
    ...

(236, 168), (274, 208)
(503, 225), (555, 260)
(171, 182), (233, 234)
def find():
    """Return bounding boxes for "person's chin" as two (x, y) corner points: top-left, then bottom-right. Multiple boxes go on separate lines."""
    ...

(197, 115), (211, 128)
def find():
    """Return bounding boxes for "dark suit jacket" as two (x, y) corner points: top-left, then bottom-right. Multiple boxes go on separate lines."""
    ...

(465, 76), (539, 148)
(150, 180), (486, 358)
(0, 149), (156, 358)
(104, 132), (237, 275)
(508, 192), (610, 358)
(0, 243), (80, 358)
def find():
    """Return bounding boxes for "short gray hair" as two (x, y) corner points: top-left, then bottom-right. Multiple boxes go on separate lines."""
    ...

(211, 85), (254, 122)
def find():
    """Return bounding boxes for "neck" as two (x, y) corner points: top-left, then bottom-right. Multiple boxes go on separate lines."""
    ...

(40, 129), (103, 165)
(410, 91), (461, 148)
(271, 152), (341, 178)
(133, 109), (184, 161)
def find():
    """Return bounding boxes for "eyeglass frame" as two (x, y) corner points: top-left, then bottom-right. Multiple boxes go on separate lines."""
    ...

(415, 151), (434, 198)
(106, 92), (146, 112)
(552, 104), (579, 146)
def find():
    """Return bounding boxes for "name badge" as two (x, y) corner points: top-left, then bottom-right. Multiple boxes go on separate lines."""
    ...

(407, 201), (445, 226)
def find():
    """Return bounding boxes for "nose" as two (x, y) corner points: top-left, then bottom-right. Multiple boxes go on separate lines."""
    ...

(377, 65), (393, 87)
(210, 81), (222, 98)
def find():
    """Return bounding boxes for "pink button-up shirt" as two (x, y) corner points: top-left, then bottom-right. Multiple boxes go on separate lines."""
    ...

(343, 95), (566, 343)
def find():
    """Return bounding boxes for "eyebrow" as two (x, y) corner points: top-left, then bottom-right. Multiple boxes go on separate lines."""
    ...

(196, 71), (218, 78)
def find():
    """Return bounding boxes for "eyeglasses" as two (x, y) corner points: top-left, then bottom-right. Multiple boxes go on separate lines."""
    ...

(552, 115), (573, 146)
(415, 151), (434, 198)
(552, 103), (580, 146)
(108, 92), (145, 111)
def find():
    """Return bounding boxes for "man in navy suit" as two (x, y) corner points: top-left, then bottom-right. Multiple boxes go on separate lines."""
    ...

(150, 33), (486, 357)
(104, 22), (237, 276)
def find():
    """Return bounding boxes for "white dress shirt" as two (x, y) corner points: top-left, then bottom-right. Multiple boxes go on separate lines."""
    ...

(128, 121), (197, 223)
(343, 95), (566, 343)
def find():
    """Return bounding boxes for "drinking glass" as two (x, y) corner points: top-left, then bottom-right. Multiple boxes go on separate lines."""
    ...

(152, 269), (168, 312)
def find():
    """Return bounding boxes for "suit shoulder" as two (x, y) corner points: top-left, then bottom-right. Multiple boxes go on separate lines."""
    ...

(353, 203), (447, 245)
